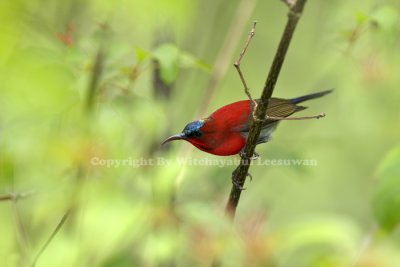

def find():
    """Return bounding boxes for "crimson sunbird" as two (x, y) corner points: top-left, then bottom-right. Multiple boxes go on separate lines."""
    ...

(162, 90), (332, 156)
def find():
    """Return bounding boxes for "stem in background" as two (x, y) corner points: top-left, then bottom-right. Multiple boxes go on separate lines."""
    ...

(152, 28), (175, 101)
(0, 190), (35, 201)
(30, 44), (105, 266)
(1, 190), (35, 264)
(225, 0), (309, 219)
(30, 209), (71, 267)
(196, 0), (258, 117)
(85, 48), (104, 113)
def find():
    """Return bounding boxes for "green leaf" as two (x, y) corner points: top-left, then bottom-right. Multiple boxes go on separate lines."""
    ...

(354, 11), (368, 24)
(152, 43), (180, 84)
(372, 146), (400, 232)
(273, 216), (361, 267)
(180, 52), (211, 72)
(151, 43), (210, 84)
(370, 6), (399, 31)
(134, 47), (151, 63)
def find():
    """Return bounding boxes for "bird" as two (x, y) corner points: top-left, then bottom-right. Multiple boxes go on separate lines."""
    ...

(162, 90), (332, 156)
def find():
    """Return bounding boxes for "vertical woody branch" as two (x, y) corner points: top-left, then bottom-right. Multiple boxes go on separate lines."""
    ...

(225, 0), (308, 219)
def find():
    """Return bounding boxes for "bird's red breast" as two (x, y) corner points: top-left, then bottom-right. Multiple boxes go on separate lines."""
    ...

(186, 100), (252, 156)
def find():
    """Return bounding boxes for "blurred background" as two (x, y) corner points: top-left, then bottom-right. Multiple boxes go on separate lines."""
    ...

(1, 0), (400, 266)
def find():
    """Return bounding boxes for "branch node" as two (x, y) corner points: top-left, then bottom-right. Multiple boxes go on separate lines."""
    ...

(289, 9), (302, 18)
(281, 0), (296, 9)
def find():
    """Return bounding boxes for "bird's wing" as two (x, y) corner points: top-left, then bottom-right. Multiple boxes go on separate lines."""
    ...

(239, 98), (306, 133)
(264, 98), (306, 121)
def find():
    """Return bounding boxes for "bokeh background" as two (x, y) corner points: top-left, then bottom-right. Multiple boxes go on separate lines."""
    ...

(1, 0), (400, 266)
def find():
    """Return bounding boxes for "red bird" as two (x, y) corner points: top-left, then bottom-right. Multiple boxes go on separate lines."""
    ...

(162, 90), (332, 156)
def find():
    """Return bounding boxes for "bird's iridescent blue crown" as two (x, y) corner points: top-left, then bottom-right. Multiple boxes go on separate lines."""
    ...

(182, 120), (205, 138)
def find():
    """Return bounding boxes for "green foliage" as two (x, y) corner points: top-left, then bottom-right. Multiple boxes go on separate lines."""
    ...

(370, 6), (399, 31)
(0, 0), (399, 266)
(273, 216), (361, 267)
(151, 43), (210, 84)
(372, 146), (400, 232)
(152, 44), (180, 84)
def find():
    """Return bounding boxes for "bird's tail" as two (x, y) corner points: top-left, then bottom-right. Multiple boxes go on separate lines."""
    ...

(289, 89), (333, 104)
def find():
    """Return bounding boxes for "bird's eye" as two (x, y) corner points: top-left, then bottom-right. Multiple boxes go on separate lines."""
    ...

(185, 130), (202, 138)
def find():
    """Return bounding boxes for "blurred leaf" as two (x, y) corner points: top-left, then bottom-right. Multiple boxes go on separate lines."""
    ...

(372, 146), (400, 232)
(134, 47), (151, 63)
(152, 43), (180, 84)
(354, 11), (369, 24)
(274, 216), (361, 267)
(370, 6), (399, 31)
(143, 229), (181, 265)
(180, 52), (211, 72)
(151, 43), (209, 84)
(101, 253), (133, 267)
(0, 152), (14, 187)
(275, 216), (360, 253)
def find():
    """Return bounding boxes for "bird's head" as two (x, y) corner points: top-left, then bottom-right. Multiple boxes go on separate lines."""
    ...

(162, 120), (206, 146)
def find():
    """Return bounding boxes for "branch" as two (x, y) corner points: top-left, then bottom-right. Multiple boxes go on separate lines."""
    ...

(234, 21), (258, 110)
(225, 0), (309, 219)
(196, 0), (258, 117)
(31, 209), (71, 267)
(0, 190), (35, 201)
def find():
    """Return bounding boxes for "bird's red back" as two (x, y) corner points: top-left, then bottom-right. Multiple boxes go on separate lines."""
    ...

(186, 100), (252, 156)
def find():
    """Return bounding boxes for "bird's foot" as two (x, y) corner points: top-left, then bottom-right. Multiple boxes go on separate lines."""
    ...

(231, 170), (252, 190)
(250, 151), (259, 160)
(246, 172), (253, 182)
(239, 150), (259, 160)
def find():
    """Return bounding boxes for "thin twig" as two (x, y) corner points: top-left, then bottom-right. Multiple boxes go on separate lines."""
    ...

(11, 199), (31, 265)
(234, 22), (257, 66)
(225, 0), (309, 219)
(0, 190), (35, 201)
(196, 0), (259, 117)
(234, 21), (258, 110)
(176, 0), (259, 188)
(31, 209), (71, 267)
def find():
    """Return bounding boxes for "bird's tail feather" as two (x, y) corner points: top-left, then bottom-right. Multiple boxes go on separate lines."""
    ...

(289, 89), (333, 104)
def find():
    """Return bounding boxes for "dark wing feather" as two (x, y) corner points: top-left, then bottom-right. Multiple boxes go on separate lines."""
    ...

(239, 98), (306, 133)
(264, 98), (306, 120)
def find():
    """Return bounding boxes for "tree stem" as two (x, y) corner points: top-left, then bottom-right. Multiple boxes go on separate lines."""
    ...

(225, 0), (308, 219)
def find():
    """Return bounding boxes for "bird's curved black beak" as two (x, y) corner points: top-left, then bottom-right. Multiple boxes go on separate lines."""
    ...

(161, 133), (186, 145)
